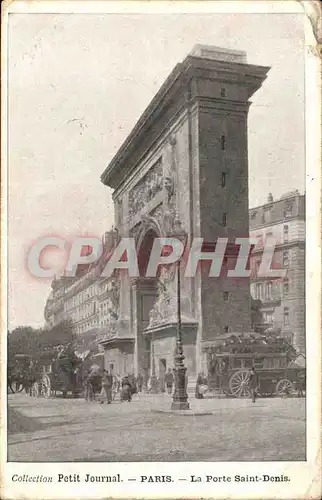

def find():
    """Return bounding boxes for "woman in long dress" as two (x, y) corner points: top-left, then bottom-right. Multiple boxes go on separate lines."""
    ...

(195, 372), (208, 399)
(112, 373), (121, 400)
(120, 374), (132, 402)
(99, 370), (113, 404)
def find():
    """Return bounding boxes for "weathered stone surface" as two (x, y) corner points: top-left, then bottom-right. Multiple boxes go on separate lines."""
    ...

(100, 47), (269, 376)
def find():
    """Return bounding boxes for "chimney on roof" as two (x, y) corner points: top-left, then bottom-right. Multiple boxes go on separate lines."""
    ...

(189, 44), (247, 64)
(267, 193), (273, 202)
(102, 228), (118, 250)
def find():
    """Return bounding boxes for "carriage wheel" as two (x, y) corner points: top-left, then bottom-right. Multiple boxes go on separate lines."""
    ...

(41, 374), (51, 398)
(12, 382), (24, 393)
(229, 370), (251, 398)
(276, 378), (294, 397)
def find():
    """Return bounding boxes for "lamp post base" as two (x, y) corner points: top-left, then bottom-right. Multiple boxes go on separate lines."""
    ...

(171, 400), (190, 410)
(171, 363), (190, 410)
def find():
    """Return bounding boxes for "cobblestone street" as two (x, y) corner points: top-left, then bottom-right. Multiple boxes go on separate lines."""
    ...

(7, 393), (305, 462)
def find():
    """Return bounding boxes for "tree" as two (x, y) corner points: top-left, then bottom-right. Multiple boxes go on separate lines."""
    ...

(38, 319), (75, 350)
(7, 326), (42, 385)
(8, 326), (41, 362)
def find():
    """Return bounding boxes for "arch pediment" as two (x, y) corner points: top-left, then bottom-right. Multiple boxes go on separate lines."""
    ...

(133, 215), (165, 249)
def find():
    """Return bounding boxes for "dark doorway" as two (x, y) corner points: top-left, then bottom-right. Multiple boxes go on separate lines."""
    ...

(159, 358), (166, 375)
(136, 228), (160, 377)
(138, 228), (159, 278)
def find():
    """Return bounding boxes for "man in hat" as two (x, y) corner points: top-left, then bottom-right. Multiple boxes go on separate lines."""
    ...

(165, 368), (174, 395)
(249, 366), (259, 403)
(100, 369), (113, 404)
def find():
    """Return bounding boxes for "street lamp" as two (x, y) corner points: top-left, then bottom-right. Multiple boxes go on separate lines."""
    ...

(171, 220), (190, 410)
(149, 336), (158, 393)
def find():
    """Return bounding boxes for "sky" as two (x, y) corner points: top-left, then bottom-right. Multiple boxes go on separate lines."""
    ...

(8, 12), (305, 329)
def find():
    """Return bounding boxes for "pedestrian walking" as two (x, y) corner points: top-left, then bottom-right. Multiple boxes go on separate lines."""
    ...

(89, 370), (101, 400)
(249, 366), (259, 403)
(100, 369), (113, 404)
(143, 370), (149, 391)
(158, 373), (166, 393)
(137, 373), (143, 392)
(164, 368), (174, 394)
(120, 374), (132, 402)
(296, 372), (304, 397)
(195, 372), (208, 399)
(83, 371), (94, 402)
(128, 373), (137, 395)
(112, 373), (121, 400)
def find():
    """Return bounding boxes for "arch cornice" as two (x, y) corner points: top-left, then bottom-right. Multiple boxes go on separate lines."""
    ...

(135, 215), (166, 249)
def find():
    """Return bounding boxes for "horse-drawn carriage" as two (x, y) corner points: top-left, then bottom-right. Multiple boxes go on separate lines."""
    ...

(205, 332), (306, 398)
(8, 354), (33, 393)
(31, 346), (85, 398)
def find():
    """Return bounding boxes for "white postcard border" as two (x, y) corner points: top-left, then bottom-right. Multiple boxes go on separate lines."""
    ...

(1, 1), (321, 499)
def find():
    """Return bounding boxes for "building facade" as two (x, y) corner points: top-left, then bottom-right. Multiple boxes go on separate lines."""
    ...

(249, 191), (305, 353)
(44, 47), (305, 376)
(44, 230), (120, 351)
(99, 45), (269, 378)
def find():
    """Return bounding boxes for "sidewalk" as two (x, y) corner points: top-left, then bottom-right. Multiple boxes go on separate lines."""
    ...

(8, 393), (305, 462)
(133, 391), (273, 414)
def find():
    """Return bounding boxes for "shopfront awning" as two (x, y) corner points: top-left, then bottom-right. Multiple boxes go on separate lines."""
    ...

(98, 336), (135, 349)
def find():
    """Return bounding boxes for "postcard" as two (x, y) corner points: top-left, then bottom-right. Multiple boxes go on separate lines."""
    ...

(1, 1), (321, 499)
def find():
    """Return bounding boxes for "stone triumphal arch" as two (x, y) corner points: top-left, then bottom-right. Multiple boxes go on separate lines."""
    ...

(99, 45), (269, 380)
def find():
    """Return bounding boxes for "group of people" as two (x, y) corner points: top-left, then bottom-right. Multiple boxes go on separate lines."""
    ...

(147, 368), (175, 394)
(83, 368), (178, 403)
(83, 366), (262, 404)
(83, 370), (143, 404)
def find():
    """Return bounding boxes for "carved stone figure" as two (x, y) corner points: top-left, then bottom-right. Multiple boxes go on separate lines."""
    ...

(128, 158), (163, 218)
(105, 279), (120, 329)
(163, 137), (177, 210)
(164, 176), (174, 205)
(147, 264), (192, 328)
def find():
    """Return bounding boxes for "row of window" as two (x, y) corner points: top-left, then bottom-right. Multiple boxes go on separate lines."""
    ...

(100, 300), (112, 315)
(64, 282), (113, 318)
(231, 357), (288, 370)
(256, 308), (290, 326)
(263, 311), (274, 323)
(99, 282), (113, 295)
(255, 225), (290, 246)
(60, 279), (116, 325)
(65, 284), (98, 311)
(269, 308), (289, 326)
(76, 315), (117, 334)
(261, 307), (290, 326)
(253, 279), (289, 301)
(69, 300), (116, 324)
(254, 250), (289, 275)
(75, 318), (98, 335)
(67, 301), (97, 322)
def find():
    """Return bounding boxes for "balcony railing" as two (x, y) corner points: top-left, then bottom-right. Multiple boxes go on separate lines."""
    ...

(260, 295), (281, 306)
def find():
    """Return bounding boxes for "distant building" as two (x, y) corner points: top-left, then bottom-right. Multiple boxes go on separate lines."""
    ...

(249, 191), (305, 353)
(44, 229), (119, 340)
